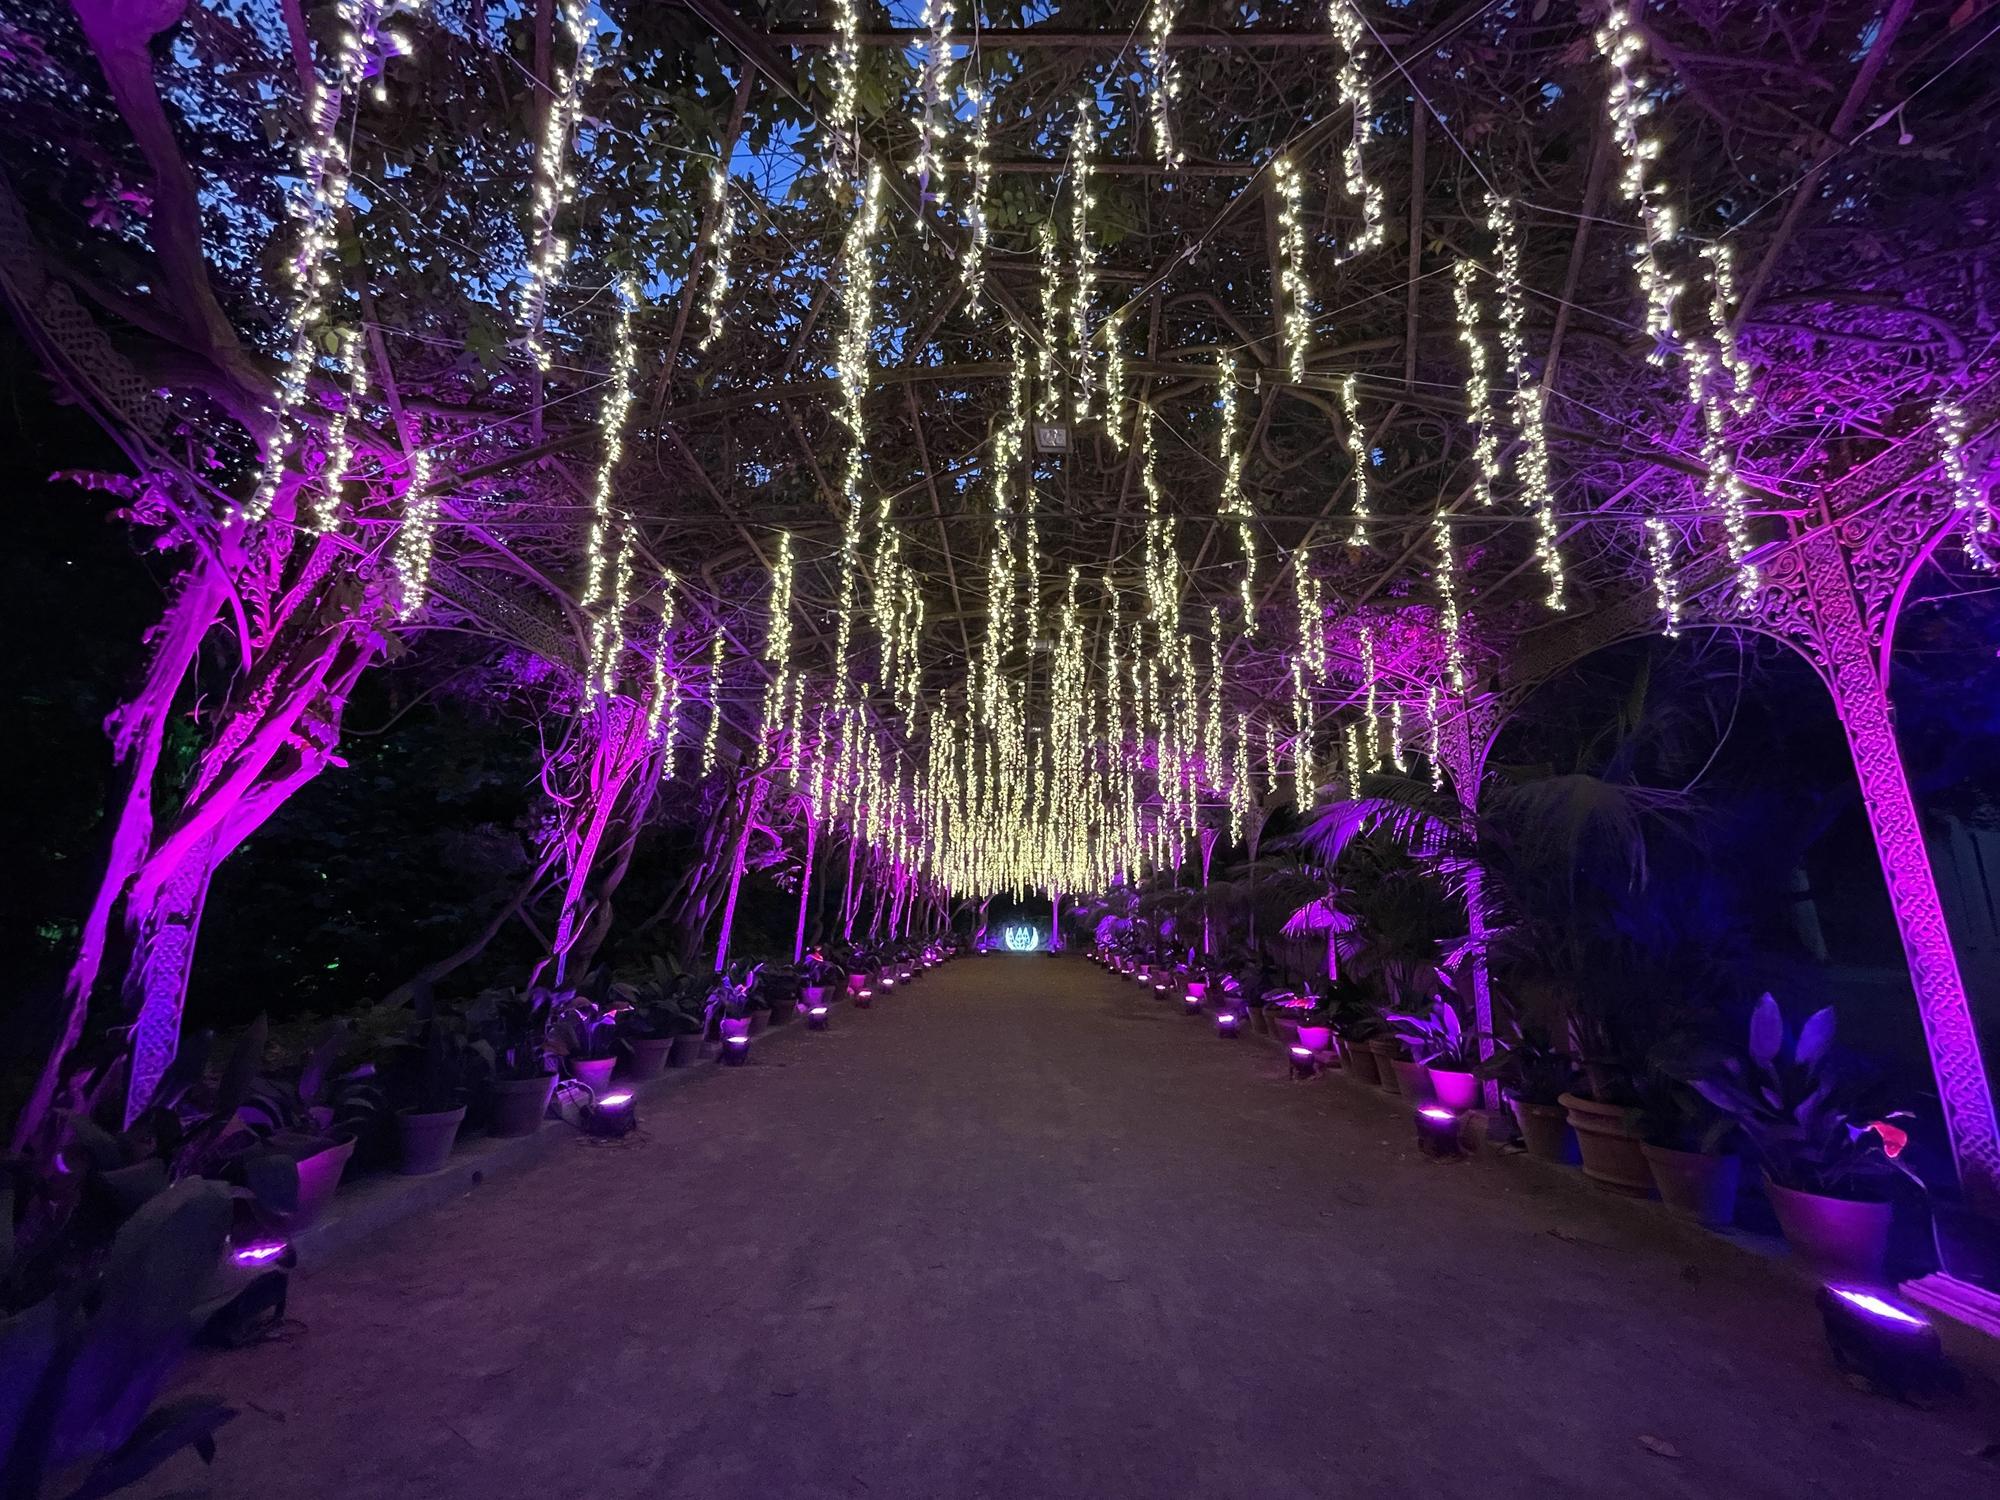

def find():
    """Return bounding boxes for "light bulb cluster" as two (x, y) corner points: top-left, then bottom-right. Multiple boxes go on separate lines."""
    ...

(1144, 0), (1187, 169)
(699, 623), (726, 776)
(1936, 393), (1995, 570)
(1340, 373), (1371, 545)
(1272, 154), (1314, 383)
(760, 534), (797, 754)
(912, 0), (954, 218)
(961, 80), (993, 301)
(1217, 355), (1256, 629)
(1594, 6), (1682, 364)
(1451, 258), (1500, 510)
(1644, 514), (1684, 637)
(581, 282), (641, 706)
(1068, 97), (1099, 425)
(1294, 541), (1327, 677)
(1432, 512), (1469, 695)
(828, 0), (862, 171)
(391, 442), (438, 620)
(1036, 220), (1064, 421)
(245, 0), (401, 524)
(646, 572), (679, 747)
(1328, 1), (1385, 259)
(695, 162), (737, 353)
(312, 327), (368, 534)
(1102, 305), (1130, 448)
(517, 0), (600, 372)
(1487, 195), (1567, 608)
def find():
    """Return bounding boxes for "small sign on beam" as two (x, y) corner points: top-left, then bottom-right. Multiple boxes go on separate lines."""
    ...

(1034, 423), (1070, 453)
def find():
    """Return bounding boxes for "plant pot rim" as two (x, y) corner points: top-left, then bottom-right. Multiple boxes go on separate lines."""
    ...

(1760, 1171), (1892, 1208)
(398, 1104), (467, 1122)
(1505, 1092), (1566, 1114)
(1641, 1141), (1732, 1163)
(493, 1069), (557, 1086)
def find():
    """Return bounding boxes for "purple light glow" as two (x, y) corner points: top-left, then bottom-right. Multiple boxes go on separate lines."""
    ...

(231, 1240), (289, 1265)
(1826, 1287), (1930, 1328)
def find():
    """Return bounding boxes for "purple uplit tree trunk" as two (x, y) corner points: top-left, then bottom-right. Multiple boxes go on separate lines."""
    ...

(792, 804), (819, 963)
(712, 772), (767, 972)
(546, 699), (670, 986)
(1439, 703), (1500, 1110)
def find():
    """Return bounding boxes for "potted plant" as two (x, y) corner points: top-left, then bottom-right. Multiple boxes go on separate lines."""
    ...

(547, 990), (623, 1095)
(1387, 997), (1482, 1110)
(386, 1021), (480, 1174)
(1293, 992), (1337, 1053)
(758, 960), (804, 1026)
(802, 951), (844, 1009)
(1559, 1004), (1658, 1195)
(1685, 995), (1910, 1278)
(239, 1019), (392, 1223)
(1482, 1022), (1576, 1162)
(467, 986), (559, 1136)
(1637, 1042), (1740, 1227)
(617, 963), (708, 1078)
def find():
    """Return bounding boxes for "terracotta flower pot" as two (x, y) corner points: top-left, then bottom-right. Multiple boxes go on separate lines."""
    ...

(1764, 1176), (1892, 1280)
(667, 1032), (704, 1067)
(1296, 1024), (1333, 1052)
(1428, 1068), (1480, 1111)
(1338, 1039), (1381, 1085)
(718, 1016), (751, 1041)
(622, 1036), (675, 1081)
(1186, 980), (1208, 1001)
(488, 1073), (557, 1137)
(1508, 1097), (1571, 1162)
(1368, 1041), (1405, 1093)
(397, 1105), (466, 1176)
(1560, 1093), (1652, 1195)
(847, 971), (868, 994)
(1642, 1144), (1740, 1228)
(1390, 1058), (1435, 1103)
(569, 1056), (618, 1095)
(803, 985), (831, 1009)
(279, 1132), (355, 1229)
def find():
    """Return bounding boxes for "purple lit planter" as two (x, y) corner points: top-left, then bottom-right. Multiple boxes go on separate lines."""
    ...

(1296, 1024), (1333, 1052)
(622, 1036), (676, 1081)
(1559, 1093), (1653, 1196)
(1641, 1144), (1740, 1228)
(1427, 1068), (1480, 1112)
(1765, 1178), (1892, 1281)
(272, 1132), (355, 1229)
(569, 1056), (618, 1096)
(488, 1073), (558, 1137)
(1508, 1096), (1572, 1163)
(667, 1032), (705, 1067)
(1336, 1038), (1380, 1086)
(396, 1105), (466, 1176)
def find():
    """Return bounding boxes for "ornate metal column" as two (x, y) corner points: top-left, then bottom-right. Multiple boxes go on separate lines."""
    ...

(1760, 511), (2000, 1213)
(1437, 697), (1501, 1106)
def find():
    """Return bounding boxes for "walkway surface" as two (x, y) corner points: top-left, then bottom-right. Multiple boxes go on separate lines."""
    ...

(151, 955), (1991, 1500)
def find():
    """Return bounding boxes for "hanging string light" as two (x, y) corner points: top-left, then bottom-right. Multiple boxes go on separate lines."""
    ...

(1230, 710), (1251, 845)
(1644, 515), (1684, 637)
(391, 443), (438, 621)
(1359, 623), (1381, 764)
(1699, 242), (1755, 418)
(1272, 154), (1313, 383)
(580, 281), (641, 706)
(1295, 542), (1326, 676)
(1341, 720), (1362, 799)
(1143, 0), (1187, 169)
(1340, 374), (1371, 545)
(1217, 355), (1256, 629)
(832, 166), (885, 686)
(517, 0), (599, 372)
(312, 328), (368, 534)
(828, 0), (862, 171)
(1389, 699), (1407, 773)
(1936, 393), (1995, 569)
(760, 534), (796, 751)
(646, 571), (678, 744)
(1487, 195), (1567, 607)
(1037, 219), (1064, 421)
(961, 79), (993, 300)
(1432, 513), (1469, 695)
(913, 0), (954, 218)
(1068, 96), (1099, 424)
(695, 161), (737, 352)
(243, 0), (395, 523)
(1683, 343), (1762, 601)
(1451, 259), (1500, 509)
(1292, 658), (1315, 802)
(699, 624), (726, 775)
(1424, 685), (1443, 791)
(1327, 1), (1385, 259)
(1102, 305), (1130, 446)
(1593, 7), (1682, 364)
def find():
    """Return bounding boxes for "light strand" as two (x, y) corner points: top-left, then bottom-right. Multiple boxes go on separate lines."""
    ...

(699, 624), (726, 775)
(695, 162), (737, 353)
(391, 443), (438, 621)
(1272, 154), (1313, 383)
(517, 0), (599, 372)
(646, 572), (678, 744)
(1341, 373), (1371, 545)
(1937, 393), (1995, 570)
(961, 80), (993, 300)
(1487, 195), (1567, 606)
(912, 0), (954, 218)
(580, 281), (641, 705)
(1451, 258), (1500, 509)
(311, 327), (368, 534)
(1328, 1), (1385, 259)
(1144, 0), (1187, 169)
(1218, 355), (1256, 629)
(1068, 97), (1098, 424)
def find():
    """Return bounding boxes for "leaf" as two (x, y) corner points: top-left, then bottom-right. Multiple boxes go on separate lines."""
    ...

(1638, 1435), (1681, 1460)
(1794, 1008), (1836, 1070)
(1747, 994), (1783, 1068)
(60, 1397), (236, 1500)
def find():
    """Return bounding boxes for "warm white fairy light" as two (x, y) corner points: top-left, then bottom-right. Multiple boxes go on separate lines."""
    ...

(1594, 7), (1682, 364)
(695, 162), (737, 353)
(1291, 658), (1315, 800)
(1451, 259), (1500, 509)
(517, 0), (600, 372)
(312, 327), (368, 534)
(1328, 1), (1385, 259)
(1487, 196), (1567, 607)
(1389, 699), (1407, 773)
(1359, 623), (1381, 766)
(760, 534), (796, 751)
(1425, 684), (1443, 790)
(581, 281), (641, 705)
(1230, 710), (1251, 845)
(829, 0), (862, 168)
(391, 443), (439, 620)
(1102, 305), (1129, 447)
(1272, 155), (1313, 383)
(1340, 373), (1371, 545)
(1644, 514), (1684, 637)
(1218, 355), (1256, 629)
(1683, 343), (1762, 601)
(1432, 513), (1468, 694)
(1037, 219), (1064, 421)
(961, 80), (993, 300)
(244, 0), (396, 523)
(1144, 0), (1187, 169)
(913, 0), (954, 218)
(832, 166), (885, 685)
(1700, 242), (1755, 418)
(1295, 542), (1326, 677)
(646, 571), (678, 743)
(1068, 96), (1099, 424)
(1936, 393), (1995, 569)
(1341, 720), (1362, 799)
(699, 624), (726, 775)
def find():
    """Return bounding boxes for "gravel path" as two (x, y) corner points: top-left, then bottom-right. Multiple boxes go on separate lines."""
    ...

(147, 954), (1993, 1499)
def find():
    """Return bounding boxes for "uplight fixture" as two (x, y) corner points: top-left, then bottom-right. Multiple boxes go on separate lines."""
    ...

(1817, 1285), (1952, 1400)
(1416, 1105), (1462, 1159)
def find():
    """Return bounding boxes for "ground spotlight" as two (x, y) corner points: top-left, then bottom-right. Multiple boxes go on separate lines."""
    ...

(229, 1238), (293, 1269)
(807, 1004), (830, 1030)
(1289, 1045), (1317, 1080)
(722, 1034), (750, 1065)
(1182, 992), (1203, 1015)
(1416, 1105), (1461, 1159)
(855, 988), (873, 1008)
(587, 1089), (638, 1137)
(1216, 1010), (1241, 1037)
(1817, 1286), (1954, 1400)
